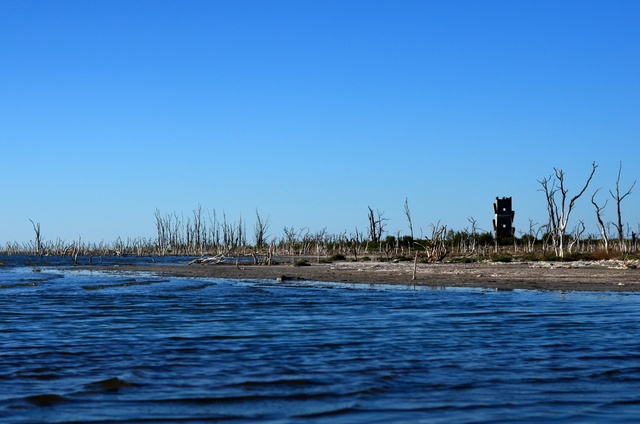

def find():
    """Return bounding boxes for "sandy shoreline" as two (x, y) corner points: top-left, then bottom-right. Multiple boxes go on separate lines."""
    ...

(80, 259), (640, 292)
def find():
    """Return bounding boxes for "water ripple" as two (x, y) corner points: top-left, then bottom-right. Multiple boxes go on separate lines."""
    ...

(2, 267), (640, 422)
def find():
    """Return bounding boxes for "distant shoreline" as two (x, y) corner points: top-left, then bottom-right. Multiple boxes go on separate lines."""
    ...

(78, 259), (640, 292)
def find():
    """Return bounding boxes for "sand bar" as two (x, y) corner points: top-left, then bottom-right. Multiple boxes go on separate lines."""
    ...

(81, 259), (640, 292)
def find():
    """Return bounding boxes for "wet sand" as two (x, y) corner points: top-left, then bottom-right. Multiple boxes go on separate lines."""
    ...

(83, 259), (640, 292)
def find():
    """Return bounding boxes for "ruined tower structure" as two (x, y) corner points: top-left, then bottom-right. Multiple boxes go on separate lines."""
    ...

(493, 197), (515, 241)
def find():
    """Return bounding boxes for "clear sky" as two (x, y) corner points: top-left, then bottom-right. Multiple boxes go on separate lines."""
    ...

(2, 0), (639, 245)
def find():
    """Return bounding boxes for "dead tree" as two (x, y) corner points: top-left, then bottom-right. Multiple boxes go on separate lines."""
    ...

(467, 217), (478, 254)
(222, 213), (246, 252)
(367, 206), (387, 243)
(154, 209), (169, 255)
(29, 219), (42, 256)
(591, 189), (609, 253)
(538, 162), (597, 257)
(567, 221), (586, 254)
(609, 162), (636, 252)
(254, 210), (269, 248)
(282, 226), (298, 256)
(416, 221), (448, 262)
(208, 209), (221, 252)
(404, 198), (414, 241)
(192, 205), (205, 255)
(520, 219), (541, 254)
(351, 227), (363, 261)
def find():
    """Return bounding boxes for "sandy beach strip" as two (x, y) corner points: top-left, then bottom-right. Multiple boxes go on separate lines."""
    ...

(80, 259), (640, 292)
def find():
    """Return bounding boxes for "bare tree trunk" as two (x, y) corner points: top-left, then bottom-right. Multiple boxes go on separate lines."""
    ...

(609, 162), (636, 252)
(254, 209), (269, 249)
(367, 207), (377, 242)
(29, 219), (42, 257)
(366, 206), (388, 243)
(538, 176), (560, 255)
(468, 217), (478, 255)
(568, 221), (585, 254)
(404, 198), (414, 240)
(591, 189), (609, 253)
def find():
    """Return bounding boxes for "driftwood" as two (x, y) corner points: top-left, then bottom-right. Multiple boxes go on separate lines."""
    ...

(188, 255), (226, 265)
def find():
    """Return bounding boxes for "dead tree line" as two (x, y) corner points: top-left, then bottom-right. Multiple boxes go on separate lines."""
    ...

(154, 207), (249, 256)
(536, 161), (639, 257)
(5, 162), (639, 259)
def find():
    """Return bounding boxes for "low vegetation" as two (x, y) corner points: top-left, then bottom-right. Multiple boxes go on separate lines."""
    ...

(3, 216), (639, 265)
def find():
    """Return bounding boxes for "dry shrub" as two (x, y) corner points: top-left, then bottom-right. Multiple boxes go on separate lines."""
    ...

(589, 249), (619, 261)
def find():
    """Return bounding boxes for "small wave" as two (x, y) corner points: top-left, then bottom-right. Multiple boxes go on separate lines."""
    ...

(205, 334), (255, 340)
(25, 394), (69, 406)
(82, 279), (169, 290)
(85, 377), (138, 392)
(156, 395), (270, 404)
(294, 406), (359, 419)
(580, 354), (640, 361)
(156, 392), (333, 404)
(316, 341), (367, 350)
(590, 369), (640, 383)
(229, 378), (314, 388)
(611, 398), (640, 405)
(82, 284), (114, 290)
(451, 382), (478, 390)
(0, 282), (38, 289)
(524, 376), (580, 384)
(180, 283), (216, 290)
(358, 385), (390, 395)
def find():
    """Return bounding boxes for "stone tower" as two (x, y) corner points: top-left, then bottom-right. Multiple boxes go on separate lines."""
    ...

(493, 197), (515, 240)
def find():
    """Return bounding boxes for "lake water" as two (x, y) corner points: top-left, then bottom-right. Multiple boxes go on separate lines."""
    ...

(2, 256), (640, 423)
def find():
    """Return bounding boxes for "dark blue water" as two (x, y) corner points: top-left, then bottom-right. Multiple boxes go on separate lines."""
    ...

(2, 260), (640, 422)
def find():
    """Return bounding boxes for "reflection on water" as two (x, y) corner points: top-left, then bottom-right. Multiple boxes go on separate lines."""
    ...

(2, 259), (640, 423)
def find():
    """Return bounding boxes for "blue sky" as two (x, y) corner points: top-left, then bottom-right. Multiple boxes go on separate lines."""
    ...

(2, 0), (639, 245)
